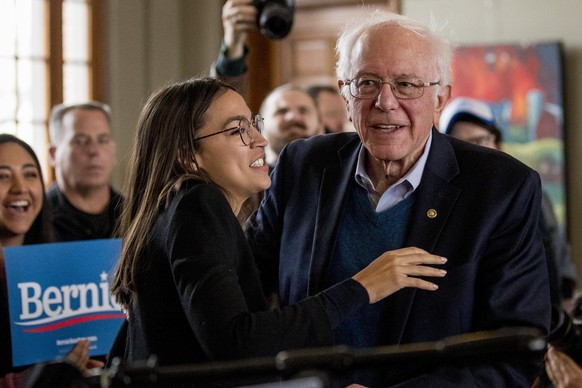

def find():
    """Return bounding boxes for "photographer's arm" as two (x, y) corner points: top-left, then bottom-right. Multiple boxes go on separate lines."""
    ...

(222, 0), (256, 62)
(212, 0), (257, 96)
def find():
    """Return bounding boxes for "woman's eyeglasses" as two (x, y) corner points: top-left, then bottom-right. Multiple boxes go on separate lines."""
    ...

(194, 115), (264, 146)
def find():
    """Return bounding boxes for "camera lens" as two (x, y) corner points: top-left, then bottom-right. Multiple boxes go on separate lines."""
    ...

(256, 1), (294, 40)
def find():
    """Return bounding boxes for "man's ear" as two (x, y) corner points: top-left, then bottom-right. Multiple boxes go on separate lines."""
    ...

(434, 84), (451, 125)
(337, 80), (352, 123)
(48, 145), (57, 167)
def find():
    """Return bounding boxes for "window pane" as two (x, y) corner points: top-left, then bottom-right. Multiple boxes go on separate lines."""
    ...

(0, 0), (17, 57)
(16, 0), (47, 57)
(0, 122), (17, 135)
(64, 62), (89, 103)
(17, 59), (48, 122)
(63, 0), (89, 62)
(0, 0), (94, 182)
(0, 58), (17, 123)
(17, 122), (50, 182)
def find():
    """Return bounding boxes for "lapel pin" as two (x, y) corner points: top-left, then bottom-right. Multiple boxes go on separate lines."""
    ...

(427, 209), (437, 219)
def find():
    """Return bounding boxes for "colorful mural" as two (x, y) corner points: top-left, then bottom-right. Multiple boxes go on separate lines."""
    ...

(450, 42), (566, 227)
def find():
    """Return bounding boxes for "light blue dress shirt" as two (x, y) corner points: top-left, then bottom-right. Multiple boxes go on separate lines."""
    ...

(354, 132), (432, 212)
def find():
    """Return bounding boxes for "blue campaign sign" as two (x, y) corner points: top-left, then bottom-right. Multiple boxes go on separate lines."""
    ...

(3, 238), (125, 367)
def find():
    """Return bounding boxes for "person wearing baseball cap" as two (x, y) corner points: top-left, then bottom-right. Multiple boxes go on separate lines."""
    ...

(439, 96), (502, 149)
(441, 96), (577, 311)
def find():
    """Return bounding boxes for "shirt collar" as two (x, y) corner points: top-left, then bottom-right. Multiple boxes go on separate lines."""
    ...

(355, 131), (432, 194)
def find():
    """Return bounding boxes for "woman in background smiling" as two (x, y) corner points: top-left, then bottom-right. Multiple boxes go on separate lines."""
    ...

(0, 134), (103, 387)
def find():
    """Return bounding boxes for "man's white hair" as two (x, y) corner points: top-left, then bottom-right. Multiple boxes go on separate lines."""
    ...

(335, 8), (455, 98)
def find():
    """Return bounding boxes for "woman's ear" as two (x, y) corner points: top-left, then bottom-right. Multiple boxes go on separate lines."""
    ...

(176, 153), (200, 173)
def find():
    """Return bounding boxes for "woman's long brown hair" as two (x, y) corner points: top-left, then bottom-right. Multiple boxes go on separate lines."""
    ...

(110, 77), (235, 307)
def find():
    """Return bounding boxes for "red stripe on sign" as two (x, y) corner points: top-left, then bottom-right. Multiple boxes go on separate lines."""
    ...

(23, 313), (126, 333)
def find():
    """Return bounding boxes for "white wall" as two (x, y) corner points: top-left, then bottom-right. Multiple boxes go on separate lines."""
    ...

(403, 0), (582, 277)
(104, 0), (222, 191)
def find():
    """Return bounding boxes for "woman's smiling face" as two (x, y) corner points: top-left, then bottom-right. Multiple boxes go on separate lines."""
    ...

(194, 89), (270, 213)
(0, 142), (43, 246)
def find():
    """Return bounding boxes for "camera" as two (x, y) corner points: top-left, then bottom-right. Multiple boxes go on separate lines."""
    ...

(549, 306), (582, 365)
(253, 0), (295, 40)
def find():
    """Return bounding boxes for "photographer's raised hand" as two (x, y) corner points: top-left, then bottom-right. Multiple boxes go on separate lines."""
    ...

(222, 0), (257, 60)
(352, 247), (447, 304)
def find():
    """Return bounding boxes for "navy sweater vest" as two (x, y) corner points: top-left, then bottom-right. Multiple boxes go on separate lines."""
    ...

(329, 183), (415, 348)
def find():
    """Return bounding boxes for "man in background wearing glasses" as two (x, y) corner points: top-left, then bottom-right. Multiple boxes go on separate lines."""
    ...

(246, 9), (550, 387)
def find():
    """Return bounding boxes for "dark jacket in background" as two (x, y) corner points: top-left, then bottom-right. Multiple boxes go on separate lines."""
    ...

(46, 184), (123, 241)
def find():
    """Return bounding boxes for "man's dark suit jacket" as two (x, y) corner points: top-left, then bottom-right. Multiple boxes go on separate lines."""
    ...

(246, 128), (551, 386)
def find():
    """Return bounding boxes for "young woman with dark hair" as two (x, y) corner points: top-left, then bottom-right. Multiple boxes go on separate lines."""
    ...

(0, 134), (103, 387)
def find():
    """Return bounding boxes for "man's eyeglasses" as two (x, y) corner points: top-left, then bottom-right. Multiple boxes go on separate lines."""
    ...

(465, 133), (497, 148)
(194, 115), (264, 146)
(344, 77), (441, 100)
